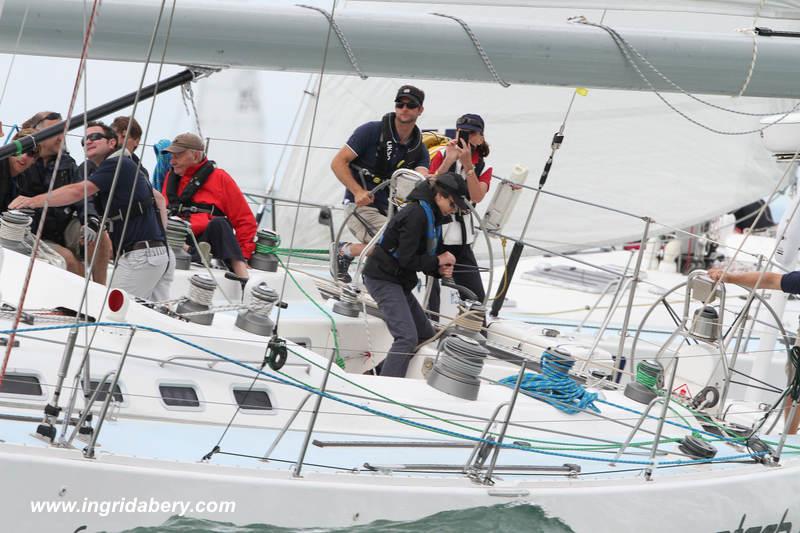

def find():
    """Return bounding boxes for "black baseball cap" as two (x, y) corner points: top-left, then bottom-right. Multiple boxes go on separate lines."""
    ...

(436, 172), (470, 210)
(457, 113), (484, 133)
(395, 85), (425, 106)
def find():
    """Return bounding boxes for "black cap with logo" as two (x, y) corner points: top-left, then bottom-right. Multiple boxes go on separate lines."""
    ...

(395, 85), (425, 106)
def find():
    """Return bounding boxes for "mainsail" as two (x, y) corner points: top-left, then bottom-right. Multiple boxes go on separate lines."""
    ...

(273, 75), (784, 256)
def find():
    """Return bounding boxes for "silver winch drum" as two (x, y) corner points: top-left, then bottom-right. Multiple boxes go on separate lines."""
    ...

(249, 229), (280, 272)
(426, 334), (489, 401)
(690, 305), (721, 341)
(176, 274), (217, 326)
(235, 282), (279, 336)
(165, 217), (192, 270)
(391, 169), (425, 207)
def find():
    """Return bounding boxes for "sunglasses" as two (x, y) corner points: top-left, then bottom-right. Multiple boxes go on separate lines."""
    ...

(32, 112), (62, 129)
(395, 100), (420, 110)
(81, 132), (111, 146)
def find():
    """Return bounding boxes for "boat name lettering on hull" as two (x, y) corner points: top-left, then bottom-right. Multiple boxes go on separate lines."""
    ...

(716, 510), (792, 533)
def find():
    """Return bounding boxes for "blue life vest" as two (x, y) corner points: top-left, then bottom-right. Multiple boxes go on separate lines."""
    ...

(382, 199), (440, 258)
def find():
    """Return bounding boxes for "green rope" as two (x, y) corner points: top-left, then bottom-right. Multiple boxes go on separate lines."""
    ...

(276, 256), (345, 369)
(256, 242), (330, 262)
(12, 139), (22, 156)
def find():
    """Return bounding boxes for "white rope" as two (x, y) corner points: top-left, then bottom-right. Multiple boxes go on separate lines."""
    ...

(736, 0), (768, 97)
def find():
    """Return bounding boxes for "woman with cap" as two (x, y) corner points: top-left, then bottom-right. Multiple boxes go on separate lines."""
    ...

(362, 172), (468, 377)
(427, 113), (492, 318)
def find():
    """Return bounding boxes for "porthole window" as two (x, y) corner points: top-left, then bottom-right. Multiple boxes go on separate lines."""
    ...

(84, 380), (124, 403)
(233, 389), (272, 411)
(159, 384), (200, 408)
(0, 373), (42, 396)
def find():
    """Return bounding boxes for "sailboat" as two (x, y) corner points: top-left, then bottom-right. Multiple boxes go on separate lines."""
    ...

(0, 1), (799, 532)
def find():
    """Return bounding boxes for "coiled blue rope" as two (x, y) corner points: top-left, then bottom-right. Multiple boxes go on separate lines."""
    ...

(500, 350), (600, 414)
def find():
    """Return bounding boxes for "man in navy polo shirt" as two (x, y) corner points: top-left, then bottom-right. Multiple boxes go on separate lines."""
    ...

(708, 267), (800, 434)
(11, 122), (174, 301)
(330, 84), (430, 282)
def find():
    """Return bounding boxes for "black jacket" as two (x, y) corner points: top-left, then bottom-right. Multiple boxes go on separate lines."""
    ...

(363, 180), (445, 291)
(17, 152), (98, 244)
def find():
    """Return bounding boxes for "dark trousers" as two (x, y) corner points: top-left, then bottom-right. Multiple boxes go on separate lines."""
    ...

(427, 244), (485, 320)
(363, 275), (435, 378)
(190, 217), (244, 267)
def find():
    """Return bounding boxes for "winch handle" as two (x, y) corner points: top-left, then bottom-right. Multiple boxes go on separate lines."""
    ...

(442, 276), (479, 302)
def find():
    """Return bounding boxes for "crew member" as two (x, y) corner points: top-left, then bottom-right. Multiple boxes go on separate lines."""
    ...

(11, 122), (173, 300)
(330, 85), (430, 282)
(428, 113), (493, 318)
(363, 172), (469, 377)
(162, 132), (256, 280)
(0, 128), (38, 212)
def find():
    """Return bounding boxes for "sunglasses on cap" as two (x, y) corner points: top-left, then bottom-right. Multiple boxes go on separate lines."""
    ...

(31, 112), (62, 129)
(81, 132), (112, 146)
(395, 100), (420, 110)
(456, 116), (483, 131)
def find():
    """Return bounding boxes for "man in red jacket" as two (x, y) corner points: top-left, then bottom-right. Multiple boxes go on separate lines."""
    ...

(162, 133), (256, 279)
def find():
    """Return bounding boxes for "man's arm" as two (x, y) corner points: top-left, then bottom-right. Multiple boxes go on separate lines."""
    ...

(707, 269), (783, 291)
(152, 189), (168, 228)
(10, 181), (99, 210)
(331, 145), (373, 206)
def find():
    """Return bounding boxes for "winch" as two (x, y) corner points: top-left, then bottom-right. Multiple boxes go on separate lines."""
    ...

(426, 335), (489, 400)
(249, 229), (280, 272)
(235, 282), (280, 336)
(176, 274), (217, 325)
(164, 217), (192, 270)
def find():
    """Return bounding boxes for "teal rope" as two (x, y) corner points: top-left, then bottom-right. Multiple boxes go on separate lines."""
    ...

(500, 351), (600, 414)
(1, 320), (773, 466)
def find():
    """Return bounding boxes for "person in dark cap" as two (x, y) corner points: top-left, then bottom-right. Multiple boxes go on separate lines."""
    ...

(362, 172), (469, 377)
(162, 132), (257, 281)
(426, 113), (493, 319)
(330, 84), (430, 283)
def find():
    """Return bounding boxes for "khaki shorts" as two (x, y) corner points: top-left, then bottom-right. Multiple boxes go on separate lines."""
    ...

(58, 217), (83, 258)
(345, 205), (387, 244)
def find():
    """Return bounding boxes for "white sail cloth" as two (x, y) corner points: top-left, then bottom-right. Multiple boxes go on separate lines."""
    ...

(270, 6), (789, 258)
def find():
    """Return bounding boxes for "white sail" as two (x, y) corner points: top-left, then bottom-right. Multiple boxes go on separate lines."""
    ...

(195, 69), (267, 194)
(273, 76), (784, 255)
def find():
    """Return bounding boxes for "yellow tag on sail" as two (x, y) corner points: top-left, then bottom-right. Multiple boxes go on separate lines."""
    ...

(575, 87), (589, 96)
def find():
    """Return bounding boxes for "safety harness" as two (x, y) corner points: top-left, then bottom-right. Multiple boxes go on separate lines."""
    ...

(165, 160), (227, 218)
(381, 199), (440, 258)
(349, 113), (427, 209)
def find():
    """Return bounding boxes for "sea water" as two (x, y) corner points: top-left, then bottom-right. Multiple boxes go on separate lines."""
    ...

(110, 503), (575, 533)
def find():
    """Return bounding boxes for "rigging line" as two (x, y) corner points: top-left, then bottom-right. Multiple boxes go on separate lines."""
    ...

(209, 0), (342, 454)
(69, 0), (180, 390)
(0, 4), (29, 112)
(736, 0), (767, 97)
(571, 18), (800, 129)
(297, 4), (367, 80)
(569, 17), (800, 120)
(265, 74), (317, 196)
(0, 0), (103, 386)
(69, 0), (171, 351)
(431, 12), (510, 88)
(273, 0), (339, 330)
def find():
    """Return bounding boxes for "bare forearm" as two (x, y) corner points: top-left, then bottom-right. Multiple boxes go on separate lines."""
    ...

(719, 271), (783, 290)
